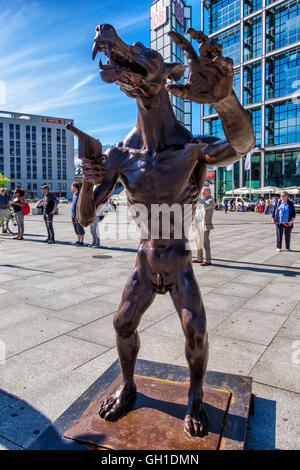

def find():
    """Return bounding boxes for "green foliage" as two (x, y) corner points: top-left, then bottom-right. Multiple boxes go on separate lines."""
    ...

(0, 174), (10, 188)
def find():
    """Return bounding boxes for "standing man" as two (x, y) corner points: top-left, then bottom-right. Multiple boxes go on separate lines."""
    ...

(272, 191), (296, 252)
(0, 188), (10, 233)
(193, 186), (215, 266)
(38, 184), (59, 244)
(71, 182), (85, 247)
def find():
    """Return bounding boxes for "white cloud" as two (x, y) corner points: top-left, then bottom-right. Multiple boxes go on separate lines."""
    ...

(67, 74), (96, 93)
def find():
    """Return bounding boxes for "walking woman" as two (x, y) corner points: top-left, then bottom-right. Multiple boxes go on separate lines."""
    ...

(9, 188), (26, 240)
(272, 191), (296, 252)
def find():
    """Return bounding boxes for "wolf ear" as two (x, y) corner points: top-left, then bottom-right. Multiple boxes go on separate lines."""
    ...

(164, 62), (185, 81)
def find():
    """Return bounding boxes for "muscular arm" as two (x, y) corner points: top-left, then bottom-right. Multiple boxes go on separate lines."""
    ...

(201, 91), (255, 167)
(166, 30), (255, 168)
(77, 147), (121, 227)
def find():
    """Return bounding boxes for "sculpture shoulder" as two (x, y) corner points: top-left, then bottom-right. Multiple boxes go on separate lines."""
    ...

(104, 146), (130, 173)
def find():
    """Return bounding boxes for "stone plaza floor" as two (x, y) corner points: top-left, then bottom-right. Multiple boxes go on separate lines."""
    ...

(0, 203), (299, 450)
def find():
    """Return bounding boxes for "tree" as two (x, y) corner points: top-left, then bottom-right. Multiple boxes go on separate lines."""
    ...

(0, 174), (10, 188)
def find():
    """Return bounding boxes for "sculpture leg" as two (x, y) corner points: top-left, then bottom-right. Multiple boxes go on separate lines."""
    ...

(99, 268), (156, 421)
(170, 265), (209, 437)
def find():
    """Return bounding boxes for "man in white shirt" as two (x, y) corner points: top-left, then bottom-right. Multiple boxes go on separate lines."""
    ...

(193, 186), (215, 266)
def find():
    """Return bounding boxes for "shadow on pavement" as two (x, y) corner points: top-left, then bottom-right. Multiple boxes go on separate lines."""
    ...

(245, 395), (277, 450)
(0, 264), (54, 274)
(212, 261), (300, 277)
(0, 389), (83, 450)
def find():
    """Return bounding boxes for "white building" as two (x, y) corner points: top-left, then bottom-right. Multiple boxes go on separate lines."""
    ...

(0, 110), (74, 199)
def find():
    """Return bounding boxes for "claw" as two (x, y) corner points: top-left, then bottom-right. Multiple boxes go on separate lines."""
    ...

(168, 31), (198, 62)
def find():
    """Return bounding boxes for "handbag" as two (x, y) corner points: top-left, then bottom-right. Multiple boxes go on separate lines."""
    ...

(21, 203), (30, 216)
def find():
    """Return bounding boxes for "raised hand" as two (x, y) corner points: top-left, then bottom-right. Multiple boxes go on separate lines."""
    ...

(166, 28), (234, 105)
(81, 156), (107, 186)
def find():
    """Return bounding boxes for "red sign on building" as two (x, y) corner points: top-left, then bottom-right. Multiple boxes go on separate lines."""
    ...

(42, 117), (66, 125)
(151, 5), (167, 31)
(175, 2), (184, 27)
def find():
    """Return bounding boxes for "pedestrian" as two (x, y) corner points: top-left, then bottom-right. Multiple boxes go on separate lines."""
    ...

(223, 198), (228, 213)
(9, 188), (26, 240)
(38, 184), (59, 244)
(71, 182), (85, 247)
(89, 215), (102, 248)
(0, 187), (10, 233)
(192, 186), (214, 266)
(264, 197), (270, 215)
(272, 191), (296, 252)
(259, 197), (265, 214)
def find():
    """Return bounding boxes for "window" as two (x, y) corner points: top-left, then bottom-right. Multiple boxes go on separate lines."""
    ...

(266, 101), (300, 145)
(210, 0), (240, 33)
(244, 63), (262, 104)
(215, 27), (240, 65)
(266, 1), (300, 52)
(265, 151), (300, 186)
(244, 17), (262, 61)
(266, 49), (300, 99)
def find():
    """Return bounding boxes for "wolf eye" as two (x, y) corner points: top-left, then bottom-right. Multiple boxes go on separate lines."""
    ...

(149, 51), (157, 59)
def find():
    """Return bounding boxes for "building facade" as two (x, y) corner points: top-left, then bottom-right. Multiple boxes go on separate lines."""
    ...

(200, 0), (300, 198)
(150, 0), (193, 131)
(0, 110), (74, 199)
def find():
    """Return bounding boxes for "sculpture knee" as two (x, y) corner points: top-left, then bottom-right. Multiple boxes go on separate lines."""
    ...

(181, 309), (206, 346)
(113, 305), (136, 339)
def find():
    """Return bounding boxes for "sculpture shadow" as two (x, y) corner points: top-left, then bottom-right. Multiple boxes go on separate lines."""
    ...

(245, 395), (277, 450)
(0, 389), (83, 450)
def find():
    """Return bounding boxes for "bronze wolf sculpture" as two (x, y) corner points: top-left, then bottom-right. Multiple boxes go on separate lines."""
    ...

(68, 24), (255, 437)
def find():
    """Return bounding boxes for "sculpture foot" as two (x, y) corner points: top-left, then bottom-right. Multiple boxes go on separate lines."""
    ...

(99, 383), (137, 421)
(184, 397), (209, 438)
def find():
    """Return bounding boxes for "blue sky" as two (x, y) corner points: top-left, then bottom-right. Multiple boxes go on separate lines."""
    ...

(0, 0), (201, 145)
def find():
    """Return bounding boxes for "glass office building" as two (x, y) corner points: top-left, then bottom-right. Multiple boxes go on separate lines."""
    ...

(150, 0), (193, 131)
(200, 0), (300, 197)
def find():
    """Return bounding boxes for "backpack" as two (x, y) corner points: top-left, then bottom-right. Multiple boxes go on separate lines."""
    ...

(21, 203), (30, 216)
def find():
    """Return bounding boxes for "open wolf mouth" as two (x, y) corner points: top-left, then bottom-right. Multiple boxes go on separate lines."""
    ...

(93, 41), (147, 78)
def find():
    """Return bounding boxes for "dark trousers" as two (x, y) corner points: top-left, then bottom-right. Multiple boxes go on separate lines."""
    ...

(276, 223), (292, 249)
(44, 214), (55, 241)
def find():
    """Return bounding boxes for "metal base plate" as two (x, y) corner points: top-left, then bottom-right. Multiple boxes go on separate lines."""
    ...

(64, 374), (231, 450)
(29, 359), (252, 450)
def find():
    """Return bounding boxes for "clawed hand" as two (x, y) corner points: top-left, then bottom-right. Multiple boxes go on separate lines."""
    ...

(166, 28), (234, 105)
(81, 156), (107, 185)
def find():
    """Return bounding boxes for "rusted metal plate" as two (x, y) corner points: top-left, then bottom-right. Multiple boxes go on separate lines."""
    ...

(64, 374), (231, 450)
(29, 360), (252, 450)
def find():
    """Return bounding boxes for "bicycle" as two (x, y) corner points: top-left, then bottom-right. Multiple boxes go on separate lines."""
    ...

(0, 208), (18, 235)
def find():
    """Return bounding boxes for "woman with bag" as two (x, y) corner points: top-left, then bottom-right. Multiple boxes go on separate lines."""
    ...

(9, 188), (27, 240)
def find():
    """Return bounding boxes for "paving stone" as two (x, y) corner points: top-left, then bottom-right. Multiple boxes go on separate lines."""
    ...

(23, 284), (119, 311)
(173, 334), (266, 376)
(0, 399), (51, 449)
(277, 312), (300, 340)
(0, 436), (23, 450)
(251, 337), (300, 393)
(138, 331), (185, 364)
(243, 293), (298, 316)
(201, 292), (246, 331)
(0, 314), (78, 358)
(213, 308), (286, 345)
(245, 382), (300, 450)
(0, 390), (18, 412)
(213, 281), (265, 298)
(0, 336), (106, 396)
(47, 298), (118, 324)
